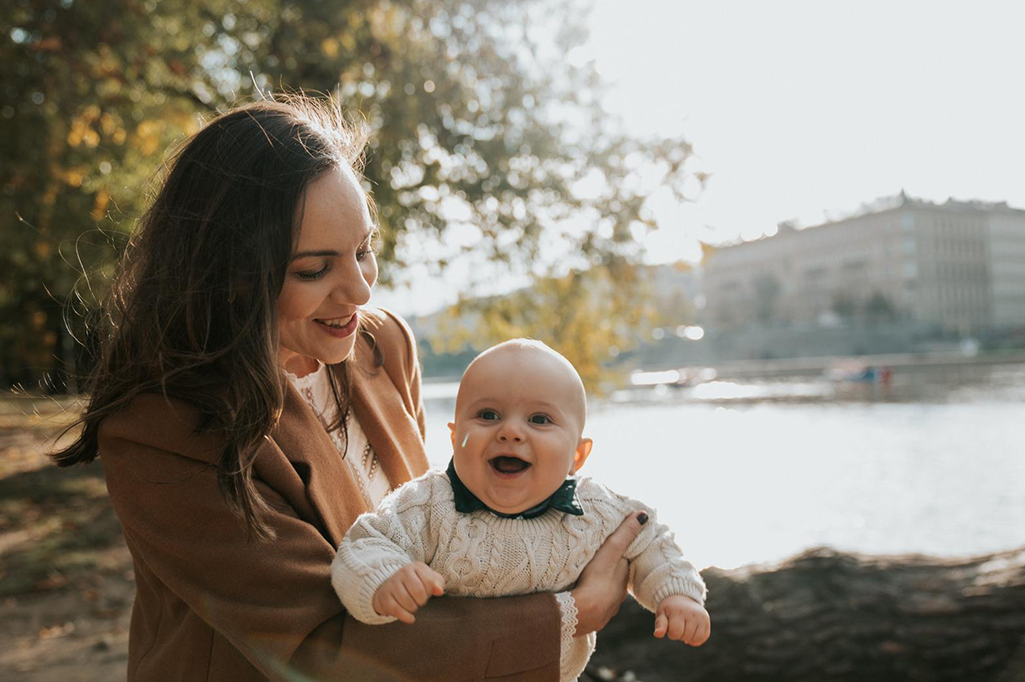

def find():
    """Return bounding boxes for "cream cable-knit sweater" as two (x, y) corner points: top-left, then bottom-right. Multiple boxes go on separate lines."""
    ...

(332, 468), (707, 682)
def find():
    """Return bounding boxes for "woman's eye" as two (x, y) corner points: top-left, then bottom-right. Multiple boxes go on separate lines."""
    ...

(295, 265), (329, 281)
(357, 230), (381, 262)
(529, 414), (552, 425)
(478, 409), (499, 421)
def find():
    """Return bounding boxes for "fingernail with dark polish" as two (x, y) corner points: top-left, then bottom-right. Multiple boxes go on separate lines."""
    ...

(637, 512), (648, 525)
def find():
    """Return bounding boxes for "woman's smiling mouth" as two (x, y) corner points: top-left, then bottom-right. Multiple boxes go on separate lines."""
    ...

(315, 312), (358, 338)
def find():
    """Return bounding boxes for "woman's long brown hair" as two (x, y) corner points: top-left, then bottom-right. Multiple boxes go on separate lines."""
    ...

(52, 96), (371, 539)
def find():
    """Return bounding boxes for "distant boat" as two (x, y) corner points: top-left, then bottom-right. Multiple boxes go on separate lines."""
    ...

(630, 367), (718, 388)
(825, 361), (893, 385)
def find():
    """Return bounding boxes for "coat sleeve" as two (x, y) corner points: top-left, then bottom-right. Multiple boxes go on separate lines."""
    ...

(101, 415), (561, 681)
(332, 473), (443, 624)
(100, 430), (346, 676)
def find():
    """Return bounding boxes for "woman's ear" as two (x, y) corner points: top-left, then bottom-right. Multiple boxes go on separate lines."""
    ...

(448, 422), (456, 448)
(571, 438), (593, 473)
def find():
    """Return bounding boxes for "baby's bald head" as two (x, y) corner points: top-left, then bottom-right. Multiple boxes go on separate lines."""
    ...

(458, 339), (588, 435)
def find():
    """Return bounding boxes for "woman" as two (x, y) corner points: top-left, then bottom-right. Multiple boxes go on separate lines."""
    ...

(54, 97), (643, 681)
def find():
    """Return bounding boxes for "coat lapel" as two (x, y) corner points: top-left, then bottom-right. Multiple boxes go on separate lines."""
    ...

(270, 381), (368, 547)
(348, 343), (427, 491)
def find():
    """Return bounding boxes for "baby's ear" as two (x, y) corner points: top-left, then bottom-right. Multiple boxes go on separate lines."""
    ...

(571, 438), (593, 473)
(448, 422), (456, 447)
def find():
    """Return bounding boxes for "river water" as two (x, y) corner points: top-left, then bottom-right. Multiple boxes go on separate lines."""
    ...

(421, 362), (1025, 570)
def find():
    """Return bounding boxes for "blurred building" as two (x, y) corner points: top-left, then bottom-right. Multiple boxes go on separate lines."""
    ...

(701, 193), (1025, 334)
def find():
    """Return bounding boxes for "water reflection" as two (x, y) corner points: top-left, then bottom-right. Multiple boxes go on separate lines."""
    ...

(423, 363), (1025, 570)
(612, 363), (1025, 405)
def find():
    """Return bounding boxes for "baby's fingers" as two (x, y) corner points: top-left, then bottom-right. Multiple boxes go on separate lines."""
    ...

(690, 619), (711, 646)
(653, 611), (669, 639)
(378, 593), (417, 624)
(392, 581), (422, 615)
(666, 613), (687, 641)
(400, 569), (430, 606)
(682, 617), (700, 644)
(413, 563), (446, 597)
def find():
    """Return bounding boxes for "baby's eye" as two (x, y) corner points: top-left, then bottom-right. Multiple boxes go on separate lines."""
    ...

(477, 409), (500, 421)
(528, 414), (553, 425)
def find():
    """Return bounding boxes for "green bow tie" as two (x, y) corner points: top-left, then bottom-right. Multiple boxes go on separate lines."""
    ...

(446, 459), (584, 520)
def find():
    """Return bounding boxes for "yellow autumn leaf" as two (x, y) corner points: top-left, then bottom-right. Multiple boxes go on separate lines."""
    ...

(321, 37), (339, 58)
(136, 120), (163, 155)
(65, 169), (84, 187)
(91, 190), (110, 221)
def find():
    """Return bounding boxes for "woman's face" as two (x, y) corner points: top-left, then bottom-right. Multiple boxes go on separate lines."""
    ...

(277, 165), (378, 375)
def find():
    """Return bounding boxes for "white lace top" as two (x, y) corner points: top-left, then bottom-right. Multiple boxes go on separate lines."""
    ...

(285, 363), (392, 509)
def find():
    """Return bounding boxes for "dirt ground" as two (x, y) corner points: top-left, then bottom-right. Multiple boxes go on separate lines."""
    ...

(0, 397), (131, 681)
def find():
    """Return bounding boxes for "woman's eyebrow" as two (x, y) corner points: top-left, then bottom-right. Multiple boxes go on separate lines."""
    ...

(290, 227), (377, 261)
(290, 249), (339, 260)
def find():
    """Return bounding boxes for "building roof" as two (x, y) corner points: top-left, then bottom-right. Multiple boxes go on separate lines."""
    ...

(711, 192), (1024, 252)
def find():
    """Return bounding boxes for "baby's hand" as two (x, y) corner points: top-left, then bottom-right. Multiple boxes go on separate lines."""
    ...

(371, 562), (445, 624)
(653, 595), (710, 646)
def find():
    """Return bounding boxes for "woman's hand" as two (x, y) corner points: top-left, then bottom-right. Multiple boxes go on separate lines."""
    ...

(570, 511), (648, 636)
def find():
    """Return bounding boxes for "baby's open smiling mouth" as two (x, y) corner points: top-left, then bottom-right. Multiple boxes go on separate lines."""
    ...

(489, 456), (531, 475)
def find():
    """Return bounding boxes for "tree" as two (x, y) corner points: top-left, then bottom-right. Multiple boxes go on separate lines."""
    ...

(2, 0), (209, 389)
(3, 0), (699, 390)
(436, 263), (662, 392)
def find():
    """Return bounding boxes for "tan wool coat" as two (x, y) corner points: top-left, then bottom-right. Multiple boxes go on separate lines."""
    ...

(98, 308), (560, 681)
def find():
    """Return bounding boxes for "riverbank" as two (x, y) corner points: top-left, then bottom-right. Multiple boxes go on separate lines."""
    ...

(671, 348), (1025, 381)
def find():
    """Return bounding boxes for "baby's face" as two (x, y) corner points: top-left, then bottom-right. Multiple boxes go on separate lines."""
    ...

(449, 345), (592, 515)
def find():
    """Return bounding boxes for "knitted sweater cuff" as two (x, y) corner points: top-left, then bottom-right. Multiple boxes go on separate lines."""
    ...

(652, 574), (708, 608)
(336, 558), (413, 625)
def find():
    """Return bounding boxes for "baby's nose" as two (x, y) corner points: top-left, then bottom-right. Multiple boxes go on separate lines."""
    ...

(497, 426), (524, 442)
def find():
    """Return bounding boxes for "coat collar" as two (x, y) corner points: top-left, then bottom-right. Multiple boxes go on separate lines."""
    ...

(268, 381), (367, 546)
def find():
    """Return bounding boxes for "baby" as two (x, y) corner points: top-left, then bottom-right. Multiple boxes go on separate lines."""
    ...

(332, 339), (709, 681)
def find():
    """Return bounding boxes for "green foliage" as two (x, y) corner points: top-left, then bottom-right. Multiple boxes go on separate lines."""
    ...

(436, 264), (662, 392)
(2, 0), (697, 391)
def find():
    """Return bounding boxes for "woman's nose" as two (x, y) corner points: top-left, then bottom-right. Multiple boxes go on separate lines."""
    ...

(331, 260), (373, 306)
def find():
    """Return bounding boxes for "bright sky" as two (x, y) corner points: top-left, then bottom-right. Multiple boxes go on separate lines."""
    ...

(585, 0), (1025, 259)
(373, 0), (1025, 315)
